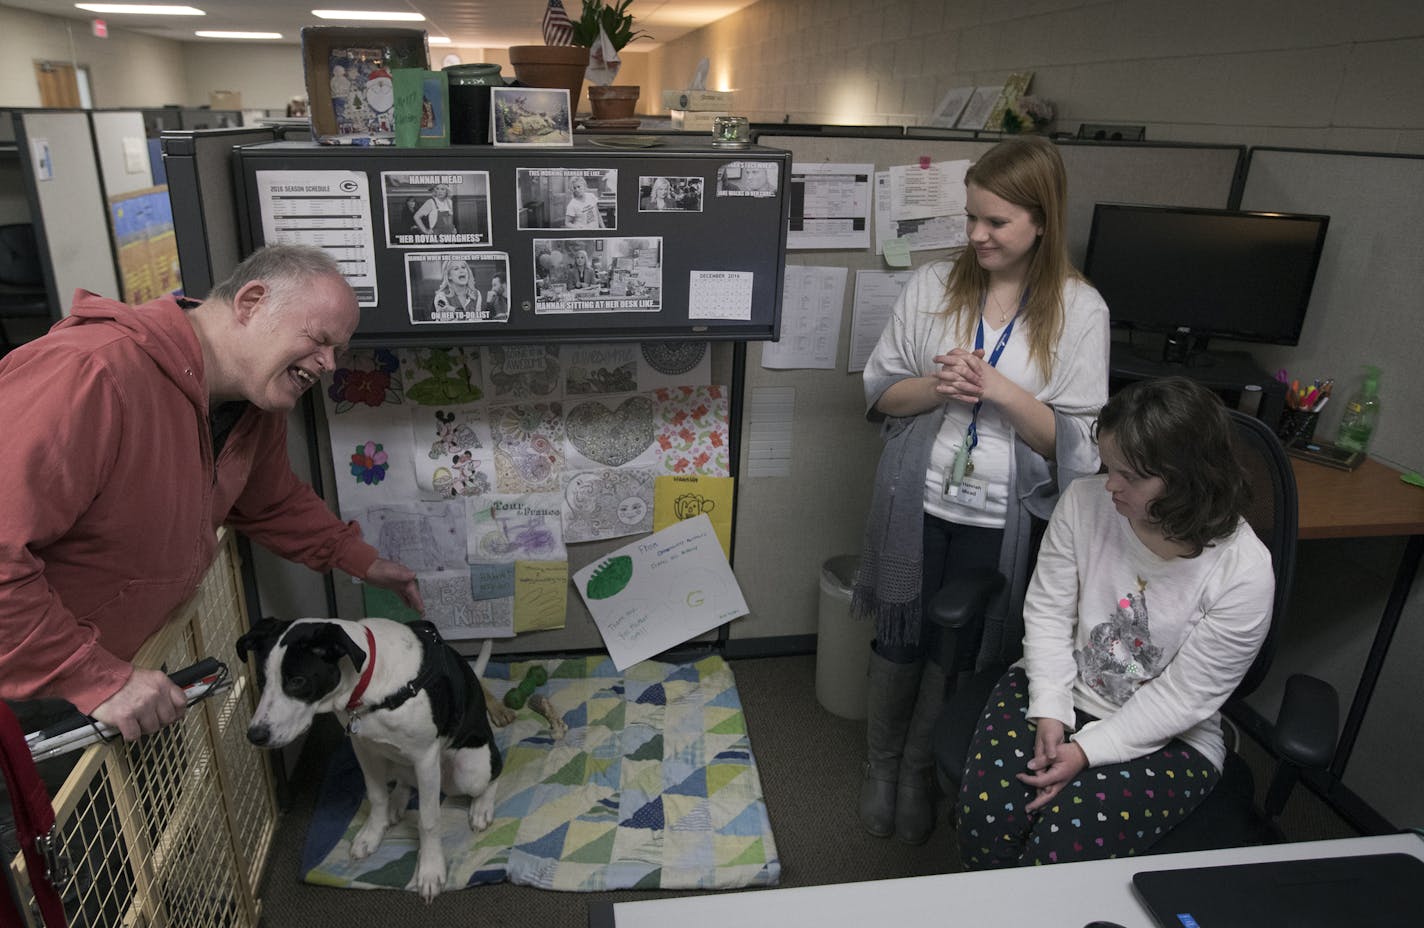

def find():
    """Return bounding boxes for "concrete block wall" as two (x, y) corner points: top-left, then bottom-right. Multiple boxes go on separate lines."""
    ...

(650, 0), (1424, 152)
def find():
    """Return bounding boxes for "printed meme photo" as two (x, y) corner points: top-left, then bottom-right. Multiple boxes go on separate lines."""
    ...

(382, 171), (492, 248)
(491, 86), (573, 147)
(715, 160), (779, 198)
(516, 167), (618, 230)
(532, 237), (663, 314)
(404, 252), (513, 324)
(638, 175), (705, 213)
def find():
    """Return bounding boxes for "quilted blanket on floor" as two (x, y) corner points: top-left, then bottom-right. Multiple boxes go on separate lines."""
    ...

(300, 654), (781, 892)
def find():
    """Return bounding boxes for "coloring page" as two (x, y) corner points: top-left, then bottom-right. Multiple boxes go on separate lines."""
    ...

(361, 501), (467, 572)
(638, 340), (712, 391)
(562, 467), (656, 544)
(484, 344), (562, 400)
(417, 570), (514, 640)
(466, 493), (565, 564)
(562, 394), (658, 472)
(564, 343), (638, 395)
(651, 385), (731, 476)
(409, 402), (495, 499)
(489, 402), (565, 493)
(400, 346), (483, 405)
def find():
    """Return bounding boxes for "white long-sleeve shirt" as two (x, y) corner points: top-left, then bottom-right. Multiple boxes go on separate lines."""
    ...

(1018, 475), (1274, 771)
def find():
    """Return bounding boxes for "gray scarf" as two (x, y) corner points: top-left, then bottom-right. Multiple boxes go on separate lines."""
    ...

(851, 408), (943, 648)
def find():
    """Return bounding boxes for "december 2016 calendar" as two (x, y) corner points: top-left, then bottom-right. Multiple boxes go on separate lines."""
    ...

(687, 270), (753, 321)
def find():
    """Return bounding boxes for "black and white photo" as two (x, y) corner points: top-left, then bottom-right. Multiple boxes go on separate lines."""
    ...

(638, 175), (704, 212)
(405, 251), (512, 324)
(532, 237), (662, 314)
(517, 167), (618, 230)
(381, 171), (492, 247)
(715, 161), (779, 198)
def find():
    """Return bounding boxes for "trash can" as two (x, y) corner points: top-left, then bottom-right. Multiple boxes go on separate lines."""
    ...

(815, 555), (873, 720)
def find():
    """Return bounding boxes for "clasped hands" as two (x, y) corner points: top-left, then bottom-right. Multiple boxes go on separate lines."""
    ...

(933, 348), (1004, 405)
(1018, 717), (1088, 814)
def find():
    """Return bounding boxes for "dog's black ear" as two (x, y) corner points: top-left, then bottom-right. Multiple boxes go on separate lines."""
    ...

(236, 617), (291, 663)
(307, 623), (366, 672)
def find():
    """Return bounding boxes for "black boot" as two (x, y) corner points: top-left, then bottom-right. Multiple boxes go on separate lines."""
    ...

(859, 651), (922, 837)
(895, 660), (947, 845)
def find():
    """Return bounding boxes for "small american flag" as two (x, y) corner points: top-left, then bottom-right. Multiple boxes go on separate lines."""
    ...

(542, 0), (574, 46)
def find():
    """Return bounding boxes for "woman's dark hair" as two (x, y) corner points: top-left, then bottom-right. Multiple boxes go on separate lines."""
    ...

(1094, 376), (1249, 555)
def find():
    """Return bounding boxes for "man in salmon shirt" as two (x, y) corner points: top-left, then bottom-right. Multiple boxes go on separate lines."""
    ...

(0, 244), (424, 742)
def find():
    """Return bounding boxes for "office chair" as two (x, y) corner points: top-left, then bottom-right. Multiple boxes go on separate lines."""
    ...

(929, 409), (1339, 854)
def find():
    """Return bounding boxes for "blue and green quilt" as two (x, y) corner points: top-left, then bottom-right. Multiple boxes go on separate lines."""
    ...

(301, 654), (781, 892)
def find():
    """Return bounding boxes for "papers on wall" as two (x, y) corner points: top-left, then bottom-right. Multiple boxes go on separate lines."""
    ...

(573, 514), (748, 670)
(255, 170), (379, 306)
(653, 475), (735, 557)
(849, 270), (914, 373)
(888, 160), (969, 222)
(745, 386), (794, 478)
(761, 265), (847, 370)
(786, 162), (874, 250)
(874, 171), (968, 255)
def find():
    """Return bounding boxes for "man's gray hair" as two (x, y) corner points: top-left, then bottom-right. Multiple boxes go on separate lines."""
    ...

(208, 244), (343, 307)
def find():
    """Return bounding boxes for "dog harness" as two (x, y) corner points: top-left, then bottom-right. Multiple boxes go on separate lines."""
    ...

(343, 624), (501, 777)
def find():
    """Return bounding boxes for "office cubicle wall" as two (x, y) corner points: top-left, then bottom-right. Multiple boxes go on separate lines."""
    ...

(13, 111), (120, 311)
(162, 127), (280, 296)
(1240, 149), (1424, 470)
(728, 134), (1244, 647)
(1237, 147), (1424, 832)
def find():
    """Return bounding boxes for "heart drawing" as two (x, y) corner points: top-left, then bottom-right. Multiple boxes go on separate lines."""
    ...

(565, 396), (656, 467)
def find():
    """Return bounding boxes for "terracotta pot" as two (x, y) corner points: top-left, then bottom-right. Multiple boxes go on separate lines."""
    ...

(588, 84), (641, 121)
(508, 45), (591, 113)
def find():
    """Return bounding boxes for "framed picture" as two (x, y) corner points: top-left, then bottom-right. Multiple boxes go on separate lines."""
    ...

(491, 87), (573, 147)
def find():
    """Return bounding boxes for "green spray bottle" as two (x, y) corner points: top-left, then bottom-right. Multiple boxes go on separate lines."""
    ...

(1335, 365), (1381, 453)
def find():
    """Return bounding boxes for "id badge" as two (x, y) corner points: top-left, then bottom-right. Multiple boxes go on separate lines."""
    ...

(954, 475), (989, 510)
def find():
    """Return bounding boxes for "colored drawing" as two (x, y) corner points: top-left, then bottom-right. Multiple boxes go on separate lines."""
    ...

(564, 395), (656, 468)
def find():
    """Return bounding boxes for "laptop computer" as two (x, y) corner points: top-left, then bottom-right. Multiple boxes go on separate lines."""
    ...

(1132, 852), (1424, 928)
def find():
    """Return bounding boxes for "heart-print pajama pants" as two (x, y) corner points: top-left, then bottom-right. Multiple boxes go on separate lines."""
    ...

(956, 666), (1220, 869)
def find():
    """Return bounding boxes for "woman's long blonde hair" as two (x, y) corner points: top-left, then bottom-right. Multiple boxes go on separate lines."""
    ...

(943, 136), (1079, 380)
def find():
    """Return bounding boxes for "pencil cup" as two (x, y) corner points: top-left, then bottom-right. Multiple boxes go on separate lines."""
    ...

(1276, 408), (1318, 444)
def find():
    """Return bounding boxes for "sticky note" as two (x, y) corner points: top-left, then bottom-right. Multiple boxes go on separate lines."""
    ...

(514, 561), (568, 632)
(883, 238), (912, 267)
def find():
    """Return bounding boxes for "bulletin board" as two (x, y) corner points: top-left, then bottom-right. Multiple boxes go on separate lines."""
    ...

(232, 137), (790, 345)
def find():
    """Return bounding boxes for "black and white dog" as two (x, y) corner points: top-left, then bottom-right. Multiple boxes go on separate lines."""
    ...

(236, 617), (502, 902)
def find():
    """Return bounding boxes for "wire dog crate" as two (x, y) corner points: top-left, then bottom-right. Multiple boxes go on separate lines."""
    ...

(6, 531), (277, 927)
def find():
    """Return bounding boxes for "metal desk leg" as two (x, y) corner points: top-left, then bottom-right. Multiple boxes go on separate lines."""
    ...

(1329, 533), (1424, 779)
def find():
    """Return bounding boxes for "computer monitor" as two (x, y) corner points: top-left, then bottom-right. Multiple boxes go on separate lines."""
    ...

(1083, 204), (1329, 362)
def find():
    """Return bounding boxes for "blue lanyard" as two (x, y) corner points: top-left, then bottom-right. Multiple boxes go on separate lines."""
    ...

(964, 293), (1026, 454)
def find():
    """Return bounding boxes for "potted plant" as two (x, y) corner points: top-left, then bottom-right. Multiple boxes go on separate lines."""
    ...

(572, 0), (650, 122)
(508, 0), (593, 113)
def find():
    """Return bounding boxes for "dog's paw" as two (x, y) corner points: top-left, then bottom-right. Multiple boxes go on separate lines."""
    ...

(486, 700), (517, 728)
(408, 857), (446, 903)
(469, 789), (497, 832)
(350, 822), (385, 861)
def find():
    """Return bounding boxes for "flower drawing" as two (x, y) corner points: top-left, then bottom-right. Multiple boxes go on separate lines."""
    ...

(350, 440), (389, 485)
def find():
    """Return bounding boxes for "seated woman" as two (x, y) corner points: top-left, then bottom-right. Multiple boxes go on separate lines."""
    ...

(957, 376), (1274, 868)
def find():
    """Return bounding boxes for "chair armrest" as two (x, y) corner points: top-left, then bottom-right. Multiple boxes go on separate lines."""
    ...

(925, 568), (1005, 630)
(1272, 673), (1338, 769)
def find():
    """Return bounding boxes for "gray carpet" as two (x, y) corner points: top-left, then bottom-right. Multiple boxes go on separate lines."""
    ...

(254, 653), (1356, 925)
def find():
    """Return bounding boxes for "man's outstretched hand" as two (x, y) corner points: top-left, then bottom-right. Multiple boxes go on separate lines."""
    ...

(91, 668), (187, 741)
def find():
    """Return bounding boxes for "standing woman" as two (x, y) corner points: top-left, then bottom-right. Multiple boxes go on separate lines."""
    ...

(852, 136), (1110, 845)
(564, 175), (605, 229)
(415, 183), (457, 235)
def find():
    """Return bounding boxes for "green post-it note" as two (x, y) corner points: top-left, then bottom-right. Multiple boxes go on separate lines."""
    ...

(883, 238), (912, 268)
(1402, 471), (1424, 489)
(363, 584), (421, 623)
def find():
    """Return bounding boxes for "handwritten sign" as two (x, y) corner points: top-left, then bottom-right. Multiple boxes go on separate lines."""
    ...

(572, 514), (748, 670)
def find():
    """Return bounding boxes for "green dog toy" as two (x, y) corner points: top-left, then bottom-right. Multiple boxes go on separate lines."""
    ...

(504, 665), (549, 709)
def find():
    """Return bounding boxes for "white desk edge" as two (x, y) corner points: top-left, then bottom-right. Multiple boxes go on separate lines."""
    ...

(601, 833), (1424, 927)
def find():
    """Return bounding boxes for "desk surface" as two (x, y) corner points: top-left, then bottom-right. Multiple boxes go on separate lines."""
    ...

(1293, 456), (1424, 539)
(594, 833), (1424, 928)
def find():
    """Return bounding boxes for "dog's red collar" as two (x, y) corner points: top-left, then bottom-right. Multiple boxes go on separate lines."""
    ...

(345, 627), (377, 711)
